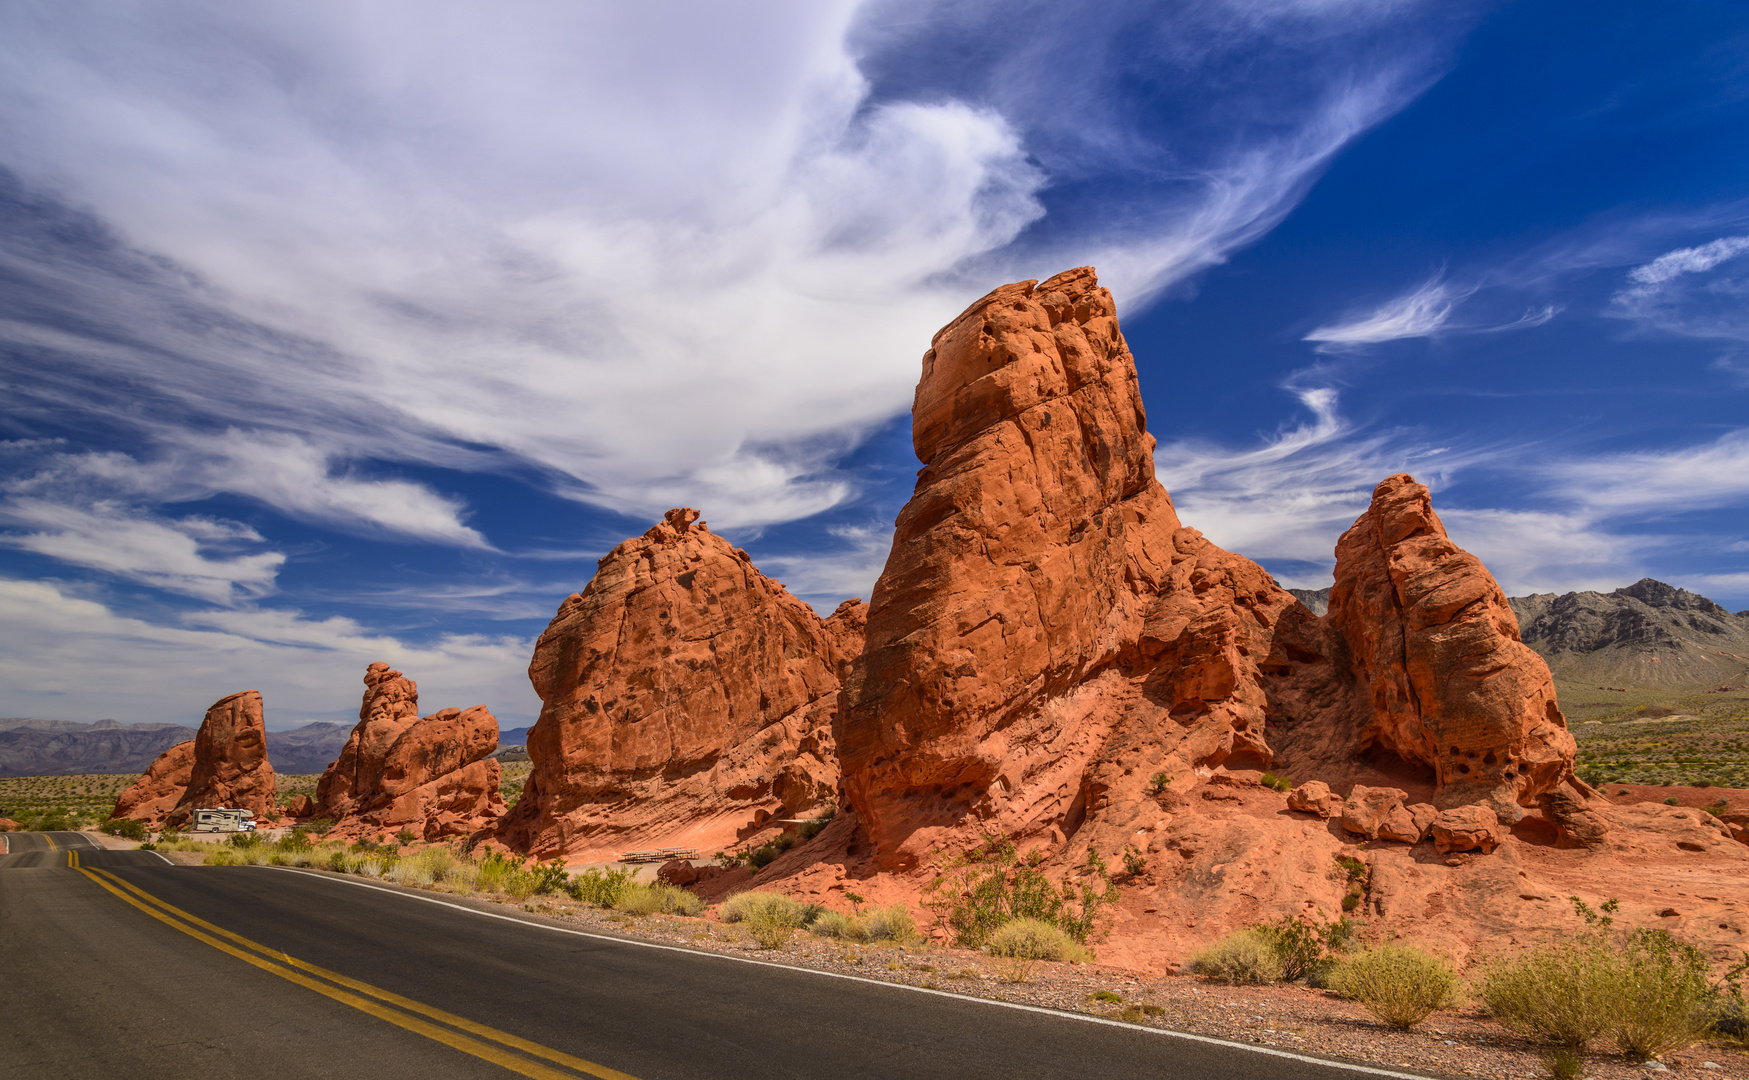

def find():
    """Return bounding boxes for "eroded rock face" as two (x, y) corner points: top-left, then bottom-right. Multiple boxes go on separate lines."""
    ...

(312, 663), (503, 840)
(837, 267), (1310, 867)
(111, 739), (195, 827)
(1327, 475), (1577, 821)
(1431, 806), (1503, 854)
(496, 509), (863, 860)
(1540, 788), (1611, 849)
(163, 691), (277, 828)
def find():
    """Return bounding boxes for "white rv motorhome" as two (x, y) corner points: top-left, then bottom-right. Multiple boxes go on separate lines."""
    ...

(191, 807), (257, 833)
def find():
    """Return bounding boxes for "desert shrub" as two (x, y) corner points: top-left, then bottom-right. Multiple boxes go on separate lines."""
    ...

(1480, 934), (1622, 1048)
(810, 904), (921, 944)
(924, 835), (1118, 949)
(307, 817), (334, 835)
(100, 818), (149, 841)
(530, 860), (570, 895)
(1121, 844), (1146, 877)
(1088, 990), (1123, 1004)
(1329, 945), (1458, 1030)
(227, 831), (260, 848)
(475, 850), (537, 897)
(566, 867), (634, 908)
(613, 882), (705, 918)
(796, 807), (836, 840)
(1665, 797), (1682, 806)
(1149, 772), (1171, 795)
(1259, 772), (1293, 792)
(1188, 928), (1284, 985)
(722, 890), (808, 925)
(1255, 915), (1348, 983)
(327, 849), (351, 872)
(987, 917), (1092, 963)
(395, 828), (418, 845)
(1540, 1048), (1585, 1080)
(1613, 928), (1714, 1061)
(280, 829), (312, 852)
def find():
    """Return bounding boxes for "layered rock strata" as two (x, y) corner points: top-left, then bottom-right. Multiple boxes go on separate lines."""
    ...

(496, 508), (864, 860)
(111, 739), (195, 828)
(156, 691), (277, 829)
(311, 663), (503, 840)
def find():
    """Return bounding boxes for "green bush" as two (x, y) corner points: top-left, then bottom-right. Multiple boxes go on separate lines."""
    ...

(1260, 772), (1293, 792)
(566, 866), (634, 907)
(1613, 928), (1713, 1061)
(307, 818), (335, 835)
(809, 903), (921, 945)
(1480, 934), (1622, 1048)
(1255, 915), (1347, 983)
(1188, 928), (1284, 985)
(1329, 945), (1458, 1030)
(100, 818), (149, 841)
(923, 835), (1117, 949)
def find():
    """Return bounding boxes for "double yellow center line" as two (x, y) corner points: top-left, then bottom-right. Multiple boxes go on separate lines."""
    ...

(77, 864), (640, 1080)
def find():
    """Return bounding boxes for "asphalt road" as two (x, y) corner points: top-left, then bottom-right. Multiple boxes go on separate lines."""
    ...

(1, 837), (1430, 1080)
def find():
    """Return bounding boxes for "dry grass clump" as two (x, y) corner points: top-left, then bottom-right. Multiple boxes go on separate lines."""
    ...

(613, 882), (705, 917)
(809, 904), (921, 945)
(1478, 935), (1621, 1048)
(1480, 928), (1714, 1061)
(720, 891), (813, 949)
(1328, 944), (1458, 1030)
(985, 917), (1093, 983)
(1188, 928), (1284, 985)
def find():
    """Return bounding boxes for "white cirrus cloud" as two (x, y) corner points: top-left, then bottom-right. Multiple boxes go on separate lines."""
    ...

(1610, 234), (1749, 341)
(0, 576), (539, 728)
(0, 1), (1458, 536)
(1304, 277), (1472, 348)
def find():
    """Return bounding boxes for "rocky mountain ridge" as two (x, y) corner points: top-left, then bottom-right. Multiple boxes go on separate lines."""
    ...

(0, 717), (358, 777)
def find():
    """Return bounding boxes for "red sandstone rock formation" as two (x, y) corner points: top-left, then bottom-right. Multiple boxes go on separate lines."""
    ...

(496, 508), (864, 860)
(111, 739), (195, 828)
(1325, 474), (1578, 821)
(838, 266), (1315, 867)
(312, 663), (503, 840)
(160, 691), (277, 829)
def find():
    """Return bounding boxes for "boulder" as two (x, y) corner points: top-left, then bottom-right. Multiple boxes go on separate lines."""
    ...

(112, 739), (196, 828)
(1341, 785), (1409, 840)
(313, 663), (504, 840)
(284, 794), (315, 818)
(1539, 788), (1611, 849)
(1430, 805), (1503, 854)
(0, 817), (20, 831)
(1286, 780), (1339, 818)
(657, 859), (700, 887)
(495, 509), (863, 860)
(1326, 475), (1577, 821)
(1378, 802), (1438, 844)
(162, 692), (277, 829)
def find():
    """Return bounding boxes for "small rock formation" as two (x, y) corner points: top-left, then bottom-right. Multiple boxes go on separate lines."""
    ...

(1431, 806), (1503, 854)
(311, 663), (503, 840)
(1326, 474), (1577, 821)
(1341, 785), (1410, 841)
(1540, 788), (1611, 849)
(111, 739), (195, 828)
(1286, 780), (1339, 818)
(161, 691), (277, 829)
(496, 509), (864, 860)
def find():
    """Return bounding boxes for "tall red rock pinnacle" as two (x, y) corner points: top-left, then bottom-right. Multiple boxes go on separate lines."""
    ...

(161, 691), (277, 828)
(111, 739), (195, 828)
(496, 508), (864, 860)
(1326, 474), (1577, 820)
(312, 662), (504, 840)
(837, 267), (1307, 866)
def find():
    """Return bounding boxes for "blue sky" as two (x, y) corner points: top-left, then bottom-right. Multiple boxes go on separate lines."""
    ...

(2, 1), (1747, 730)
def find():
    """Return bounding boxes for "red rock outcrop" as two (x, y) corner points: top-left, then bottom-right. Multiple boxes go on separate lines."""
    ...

(111, 739), (195, 827)
(837, 267), (1326, 867)
(496, 508), (864, 860)
(161, 691), (277, 829)
(1325, 474), (1578, 821)
(311, 663), (503, 840)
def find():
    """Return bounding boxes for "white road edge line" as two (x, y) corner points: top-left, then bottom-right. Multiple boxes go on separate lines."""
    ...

(148, 849), (174, 865)
(260, 866), (1431, 1080)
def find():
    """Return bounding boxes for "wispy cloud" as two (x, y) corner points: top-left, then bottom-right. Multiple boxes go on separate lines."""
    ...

(1304, 276), (1471, 348)
(0, 576), (539, 727)
(1609, 233), (1749, 341)
(0, 2), (1458, 540)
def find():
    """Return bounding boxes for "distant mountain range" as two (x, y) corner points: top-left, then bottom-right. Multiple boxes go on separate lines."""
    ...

(0, 717), (531, 778)
(1288, 578), (1749, 692)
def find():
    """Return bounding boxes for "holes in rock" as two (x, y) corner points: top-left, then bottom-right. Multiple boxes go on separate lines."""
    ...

(1483, 752), (1498, 766)
(1457, 763), (1472, 775)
